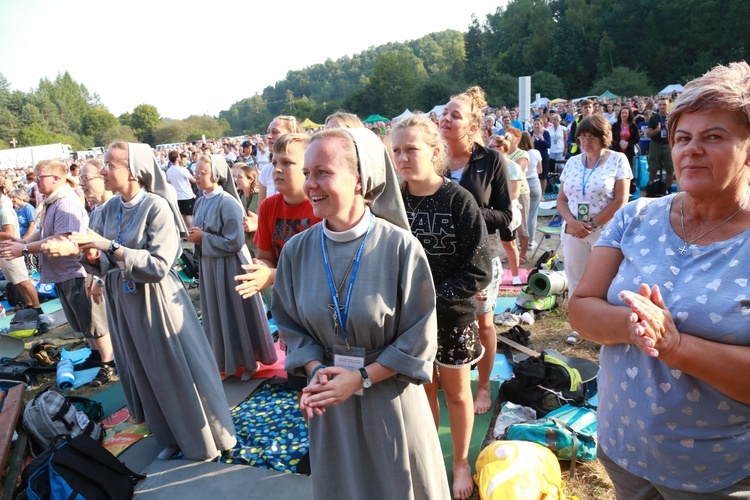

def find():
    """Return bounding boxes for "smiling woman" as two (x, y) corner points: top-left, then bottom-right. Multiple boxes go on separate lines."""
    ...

(569, 62), (750, 497)
(273, 128), (451, 499)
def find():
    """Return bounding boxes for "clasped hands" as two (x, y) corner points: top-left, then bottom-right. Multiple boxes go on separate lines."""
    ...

(619, 283), (681, 359)
(31, 229), (109, 258)
(569, 219), (594, 238)
(299, 367), (362, 419)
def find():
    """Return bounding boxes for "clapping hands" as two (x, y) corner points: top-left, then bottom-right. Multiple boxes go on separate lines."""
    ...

(619, 283), (681, 358)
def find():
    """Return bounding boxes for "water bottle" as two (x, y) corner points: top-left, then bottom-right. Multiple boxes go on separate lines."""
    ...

(56, 359), (75, 390)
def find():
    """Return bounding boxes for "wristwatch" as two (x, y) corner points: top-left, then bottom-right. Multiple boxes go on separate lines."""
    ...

(22, 243), (30, 257)
(108, 240), (121, 255)
(94, 277), (105, 287)
(359, 368), (372, 389)
(590, 218), (599, 229)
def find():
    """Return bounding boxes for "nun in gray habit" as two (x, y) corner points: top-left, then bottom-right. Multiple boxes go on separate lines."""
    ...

(190, 155), (276, 378)
(79, 142), (236, 461)
(272, 129), (450, 499)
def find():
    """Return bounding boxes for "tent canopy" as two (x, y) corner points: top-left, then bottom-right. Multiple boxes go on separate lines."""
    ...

(391, 109), (413, 122)
(572, 95), (598, 103)
(659, 84), (684, 95)
(550, 98), (568, 104)
(531, 97), (549, 108)
(363, 114), (389, 124)
(427, 104), (446, 117)
(300, 118), (323, 130)
(598, 90), (619, 99)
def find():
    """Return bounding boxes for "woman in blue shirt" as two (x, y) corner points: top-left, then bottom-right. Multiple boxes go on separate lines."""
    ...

(10, 189), (36, 240)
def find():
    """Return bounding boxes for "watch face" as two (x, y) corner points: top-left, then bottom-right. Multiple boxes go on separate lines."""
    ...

(362, 379), (372, 389)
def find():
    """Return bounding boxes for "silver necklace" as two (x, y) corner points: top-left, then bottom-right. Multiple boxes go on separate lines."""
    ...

(678, 194), (747, 255)
(405, 186), (428, 218)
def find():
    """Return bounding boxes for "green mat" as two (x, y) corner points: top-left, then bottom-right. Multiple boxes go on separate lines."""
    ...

(91, 381), (127, 417)
(438, 379), (499, 484)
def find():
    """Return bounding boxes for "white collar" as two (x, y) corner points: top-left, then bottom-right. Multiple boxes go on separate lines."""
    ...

(323, 207), (371, 242)
(204, 186), (223, 199)
(122, 188), (147, 208)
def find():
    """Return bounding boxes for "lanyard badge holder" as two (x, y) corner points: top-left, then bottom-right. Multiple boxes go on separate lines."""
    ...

(322, 215), (374, 396)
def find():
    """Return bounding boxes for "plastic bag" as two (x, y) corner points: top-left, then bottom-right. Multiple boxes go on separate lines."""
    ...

(493, 401), (537, 438)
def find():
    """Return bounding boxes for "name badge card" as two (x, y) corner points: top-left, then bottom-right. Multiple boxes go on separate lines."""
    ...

(333, 345), (365, 396)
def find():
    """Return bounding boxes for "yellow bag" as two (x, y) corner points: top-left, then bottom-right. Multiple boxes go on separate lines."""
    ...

(474, 440), (577, 500)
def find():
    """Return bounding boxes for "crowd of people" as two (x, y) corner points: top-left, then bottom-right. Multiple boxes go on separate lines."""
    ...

(0, 61), (747, 499)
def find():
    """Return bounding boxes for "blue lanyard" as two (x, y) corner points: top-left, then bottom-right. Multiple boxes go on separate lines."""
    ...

(197, 193), (221, 229)
(581, 154), (603, 196)
(321, 213), (374, 343)
(117, 191), (147, 245)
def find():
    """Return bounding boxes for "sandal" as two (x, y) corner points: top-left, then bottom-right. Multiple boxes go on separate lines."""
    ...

(499, 325), (531, 347)
(565, 331), (582, 345)
(519, 256), (527, 265)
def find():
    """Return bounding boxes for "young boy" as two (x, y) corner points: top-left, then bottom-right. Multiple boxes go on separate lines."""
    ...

(235, 133), (321, 300)
(235, 132), (321, 393)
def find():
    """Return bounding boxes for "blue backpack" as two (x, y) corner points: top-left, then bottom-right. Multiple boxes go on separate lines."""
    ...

(20, 434), (145, 500)
(506, 403), (597, 478)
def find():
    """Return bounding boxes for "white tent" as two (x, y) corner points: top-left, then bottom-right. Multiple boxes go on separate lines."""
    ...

(659, 84), (684, 95)
(531, 97), (550, 108)
(427, 104), (446, 117)
(391, 109), (414, 122)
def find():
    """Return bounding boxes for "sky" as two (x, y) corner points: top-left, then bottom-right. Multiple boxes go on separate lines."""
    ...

(0, 0), (505, 120)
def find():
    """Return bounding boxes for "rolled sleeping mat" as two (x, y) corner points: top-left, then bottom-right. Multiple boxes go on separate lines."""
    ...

(528, 270), (568, 296)
(56, 358), (75, 390)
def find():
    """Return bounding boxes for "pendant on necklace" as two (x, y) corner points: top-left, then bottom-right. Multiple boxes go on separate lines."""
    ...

(678, 245), (689, 255)
(328, 303), (343, 335)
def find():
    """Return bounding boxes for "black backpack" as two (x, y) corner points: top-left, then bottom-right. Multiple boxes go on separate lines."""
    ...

(19, 434), (145, 500)
(180, 248), (199, 279)
(0, 357), (54, 385)
(5, 282), (25, 308)
(500, 352), (585, 417)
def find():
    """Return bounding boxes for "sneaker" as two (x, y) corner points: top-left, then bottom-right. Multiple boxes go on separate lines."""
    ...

(527, 241), (538, 251)
(493, 312), (521, 327)
(90, 363), (117, 387)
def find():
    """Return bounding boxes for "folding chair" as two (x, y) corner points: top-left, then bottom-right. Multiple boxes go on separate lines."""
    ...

(530, 211), (562, 261)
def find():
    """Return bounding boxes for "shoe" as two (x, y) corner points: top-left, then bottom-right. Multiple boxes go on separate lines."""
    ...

(90, 363), (117, 387)
(157, 445), (180, 460)
(494, 312), (520, 327)
(39, 314), (54, 327)
(565, 331), (582, 345)
(527, 242), (538, 251)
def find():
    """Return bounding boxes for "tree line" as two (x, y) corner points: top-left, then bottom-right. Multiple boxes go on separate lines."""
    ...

(2, 0), (748, 148)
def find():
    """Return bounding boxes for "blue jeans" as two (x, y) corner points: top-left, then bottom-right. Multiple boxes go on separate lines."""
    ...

(527, 177), (542, 242)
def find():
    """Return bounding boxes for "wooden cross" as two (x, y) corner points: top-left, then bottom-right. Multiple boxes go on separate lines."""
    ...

(9, 138), (17, 148)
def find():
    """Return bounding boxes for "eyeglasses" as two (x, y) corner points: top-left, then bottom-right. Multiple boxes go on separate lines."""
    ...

(103, 162), (129, 171)
(79, 175), (103, 182)
(35, 174), (58, 181)
(193, 171), (211, 177)
(578, 136), (599, 143)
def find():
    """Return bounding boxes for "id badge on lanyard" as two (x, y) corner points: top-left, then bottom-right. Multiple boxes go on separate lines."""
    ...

(333, 345), (366, 396)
